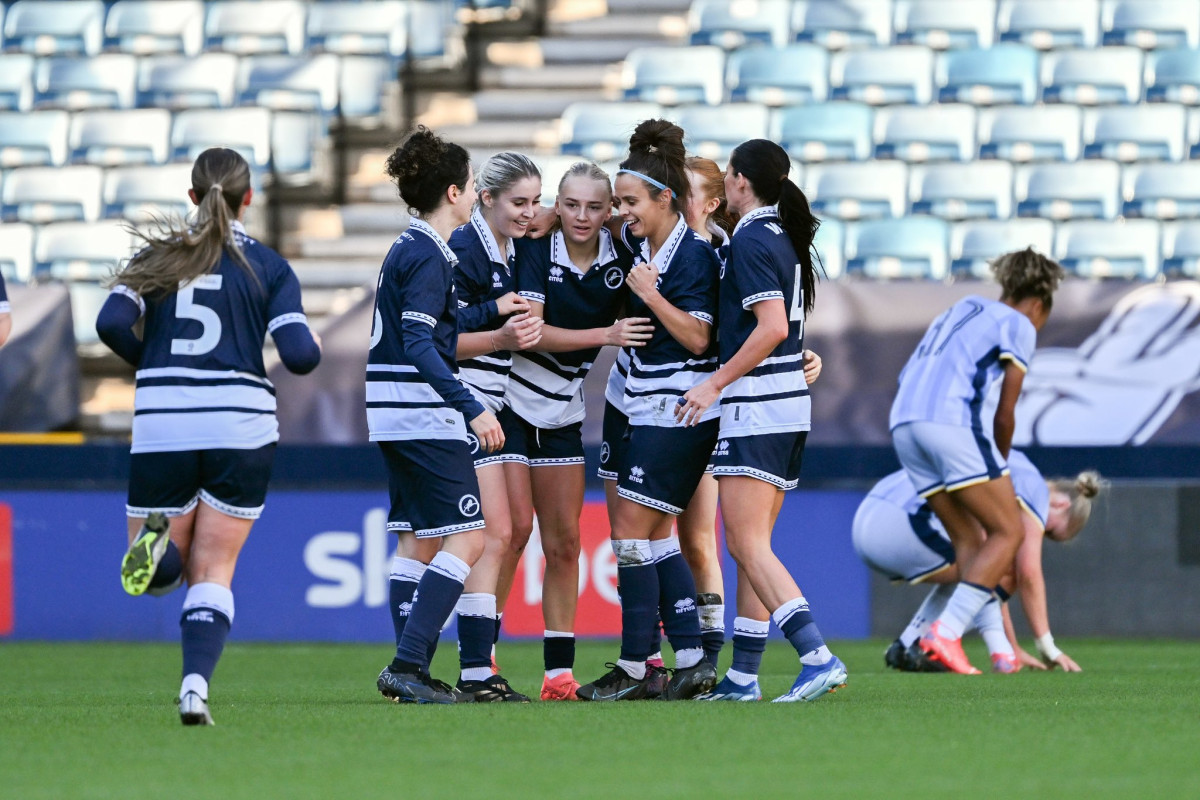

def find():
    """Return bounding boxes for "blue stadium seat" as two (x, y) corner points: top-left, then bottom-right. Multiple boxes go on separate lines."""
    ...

(791, 0), (892, 49)
(204, 0), (306, 55)
(831, 46), (934, 105)
(978, 105), (1082, 162)
(1146, 49), (1200, 104)
(33, 55), (138, 110)
(137, 53), (238, 109)
(559, 102), (664, 161)
(2, 165), (103, 223)
(727, 44), (828, 105)
(804, 161), (907, 220)
(1122, 162), (1200, 219)
(0, 222), (35, 283)
(406, 2), (456, 61)
(1042, 47), (1143, 105)
(774, 102), (873, 162)
(937, 44), (1039, 105)
(997, 0), (1099, 49)
(339, 57), (393, 119)
(874, 104), (975, 162)
(676, 103), (769, 162)
(1161, 221), (1200, 276)
(3, 1), (105, 56)
(0, 54), (34, 112)
(1083, 105), (1187, 162)
(910, 162), (1014, 219)
(306, 0), (407, 58)
(69, 109), (171, 167)
(0, 110), (71, 166)
(1101, 0), (1200, 50)
(270, 111), (325, 182)
(812, 216), (844, 278)
(1017, 161), (1120, 220)
(845, 216), (949, 279)
(104, 0), (205, 56)
(622, 46), (725, 106)
(893, 0), (995, 50)
(103, 163), (193, 220)
(1055, 219), (1161, 279)
(689, 0), (792, 49)
(34, 220), (138, 282)
(171, 107), (272, 169)
(950, 218), (1055, 277)
(237, 54), (341, 115)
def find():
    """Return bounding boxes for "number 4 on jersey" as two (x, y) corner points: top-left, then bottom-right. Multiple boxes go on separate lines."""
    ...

(171, 274), (223, 356)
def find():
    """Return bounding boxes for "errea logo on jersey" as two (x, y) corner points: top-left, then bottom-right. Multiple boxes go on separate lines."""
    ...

(492, 271), (503, 288)
(549, 265), (564, 283)
(629, 466), (645, 484)
(674, 597), (696, 614)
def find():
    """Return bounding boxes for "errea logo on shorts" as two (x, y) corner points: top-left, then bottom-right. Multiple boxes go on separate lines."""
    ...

(599, 442), (610, 464)
(459, 494), (481, 517)
(549, 265), (564, 283)
(629, 466), (645, 484)
(674, 597), (696, 614)
(605, 266), (624, 289)
(716, 440), (730, 456)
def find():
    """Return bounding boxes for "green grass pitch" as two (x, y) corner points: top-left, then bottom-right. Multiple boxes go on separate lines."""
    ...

(2, 639), (1197, 799)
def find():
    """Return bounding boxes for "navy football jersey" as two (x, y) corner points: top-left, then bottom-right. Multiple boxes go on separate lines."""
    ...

(450, 209), (516, 413)
(110, 221), (309, 453)
(718, 205), (810, 437)
(367, 218), (484, 442)
(509, 228), (632, 428)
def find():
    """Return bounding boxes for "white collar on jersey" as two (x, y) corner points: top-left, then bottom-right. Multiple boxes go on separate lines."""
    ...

(732, 204), (779, 237)
(406, 217), (458, 265)
(470, 207), (516, 271)
(637, 213), (690, 275)
(231, 219), (247, 236)
(707, 220), (730, 247)
(550, 226), (619, 277)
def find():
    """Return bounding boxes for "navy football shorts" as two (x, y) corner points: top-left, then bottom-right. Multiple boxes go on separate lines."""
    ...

(616, 419), (720, 515)
(126, 444), (276, 520)
(598, 401), (629, 481)
(468, 405), (529, 468)
(379, 439), (486, 538)
(506, 410), (584, 467)
(711, 430), (808, 490)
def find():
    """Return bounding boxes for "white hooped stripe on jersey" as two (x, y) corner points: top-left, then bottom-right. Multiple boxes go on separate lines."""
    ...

(136, 383), (277, 413)
(266, 312), (307, 334)
(509, 351), (593, 428)
(742, 289), (785, 309)
(135, 366), (274, 386)
(365, 379), (444, 405)
(732, 204), (780, 237)
(405, 217), (459, 265)
(470, 207), (515, 270)
(112, 283), (146, 316)
(132, 366), (279, 452)
(401, 310), (437, 327)
(604, 347), (632, 410)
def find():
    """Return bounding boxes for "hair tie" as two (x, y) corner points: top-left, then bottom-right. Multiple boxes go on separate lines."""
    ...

(209, 183), (224, 193)
(647, 145), (658, 153)
(617, 168), (676, 199)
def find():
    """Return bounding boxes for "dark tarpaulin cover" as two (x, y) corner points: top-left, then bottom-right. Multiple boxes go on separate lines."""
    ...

(0, 283), (80, 432)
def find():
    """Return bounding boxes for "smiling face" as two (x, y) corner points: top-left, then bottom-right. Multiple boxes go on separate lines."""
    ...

(481, 174), (542, 240)
(614, 173), (673, 240)
(555, 174), (611, 247)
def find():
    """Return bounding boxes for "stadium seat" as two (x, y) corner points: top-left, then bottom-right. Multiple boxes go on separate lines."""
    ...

(1122, 162), (1200, 219)
(34, 220), (138, 282)
(137, 53), (238, 109)
(937, 44), (1039, 105)
(69, 109), (171, 167)
(950, 218), (1055, 277)
(271, 111), (324, 182)
(0, 222), (35, 283)
(874, 104), (975, 162)
(406, 2), (456, 62)
(1101, 0), (1200, 50)
(338, 57), (393, 120)
(1054, 219), (1161, 279)
(909, 162), (1014, 220)
(830, 46), (934, 105)
(2, 165), (103, 224)
(33, 55), (138, 110)
(997, 0), (1099, 49)
(530, 155), (599, 203)
(171, 107), (272, 169)
(104, 0), (205, 56)
(1083, 105), (1187, 162)
(978, 105), (1082, 162)
(689, 0), (792, 49)
(2, 0), (105, 56)
(893, 0), (995, 50)
(804, 161), (907, 220)
(103, 163), (193, 221)
(812, 216), (844, 278)
(0, 110), (71, 167)
(676, 103), (769, 162)
(559, 102), (665, 161)
(791, 0), (892, 49)
(622, 46), (725, 106)
(68, 282), (113, 344)
(1042, 48), (1143, 105)
(305, 0), (407, 58)
(1161, 221), (1200, 276)
(1145, 49), (1200, 104)
(204, 0), (306, 55)
(845, 216), (950, 279)
(775, 102), (873, 162)
(727, 44), (828, 105)
(0, 54), (33, 112)
(1016, 161), (1120, 220)
(237, 54), (341, 115)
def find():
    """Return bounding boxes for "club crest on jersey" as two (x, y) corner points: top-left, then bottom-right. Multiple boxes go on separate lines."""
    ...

(629, 466), (645, 484)
(459, 494), (481, 517)
(600, 442), (610, 464)
(605, 266), (624, 289)
(466, 433), (480, 454)
(549, 265), (564, 283)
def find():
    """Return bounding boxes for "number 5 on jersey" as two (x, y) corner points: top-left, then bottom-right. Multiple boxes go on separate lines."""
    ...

(172, 274), (223, 356)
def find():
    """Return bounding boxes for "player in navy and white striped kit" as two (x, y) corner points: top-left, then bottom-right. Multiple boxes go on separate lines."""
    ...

(678, 139), (846, 703)
(369, 128), (506, 705)
(0, 270), (11, 347)
(890, 247), (1065, 674)
(95, 148), (321, 725)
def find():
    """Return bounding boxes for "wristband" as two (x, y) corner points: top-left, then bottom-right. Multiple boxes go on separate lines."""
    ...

(1036, 632), (1062, 662)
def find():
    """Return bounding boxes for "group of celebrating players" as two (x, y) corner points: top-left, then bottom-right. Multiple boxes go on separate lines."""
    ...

(93, 114), (1099, 724)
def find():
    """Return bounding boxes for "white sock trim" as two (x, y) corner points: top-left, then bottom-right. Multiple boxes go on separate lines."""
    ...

(648, 536), (682, 562)
(674, 647), (703, 669)
(726, 668), (756, 686)
(699, 604), (725, 631)
(390, 556), (426, 583)
(180, 673), (209, 701)
(544, 630), (575, 638)
(460, 667), (492, 682)
(733, 616), (770, 637)
(181, 582), (234, 624)
(771, 596), (810, 630)
(616, 658), (647, 680)
(455, 592), (496, 618)
(612, 539), (653, 565)
(429, 550), (470, 584)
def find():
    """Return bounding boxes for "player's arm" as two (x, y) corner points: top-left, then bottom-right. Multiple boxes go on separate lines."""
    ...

(1014, 513), (1081, 671)
(95, 286), (145, 366)
(993, 361), (1025, 458)
(525, 299), (653, 352)
(626, 260), (711, 356)
(266, 263), (321, 374)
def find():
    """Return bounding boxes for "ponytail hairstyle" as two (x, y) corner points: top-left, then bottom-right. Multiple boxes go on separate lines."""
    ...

(990, 247), (1066, 313)
(686, 156), (735, 239)
(619, 119), (689, 213)
(1049, 470), (1104, 541)
(384, 125), (471, 215)
(729, 138), (821, 317)
(109, 147), (254, 297)
(476, 151), (541, 203)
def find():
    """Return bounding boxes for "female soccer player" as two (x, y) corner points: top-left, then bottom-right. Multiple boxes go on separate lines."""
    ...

(96, 147), (322, 725)
(369, 127), (505, 705)
(853, 451), (1099, 673)
(576, 119), (721, 702)
(678, 139), (847, 703)
(890, 247), (1065, 674)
